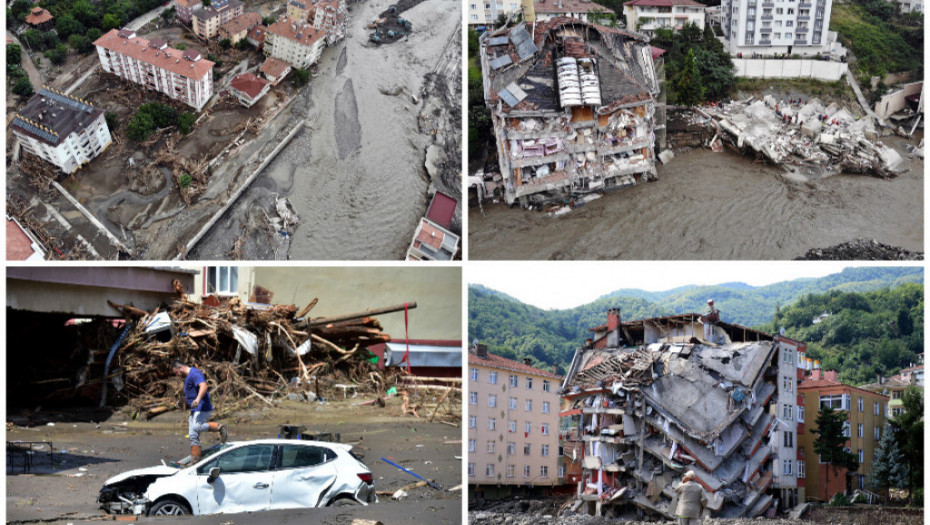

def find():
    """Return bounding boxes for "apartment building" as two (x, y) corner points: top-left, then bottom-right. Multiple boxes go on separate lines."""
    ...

(309, 0), (348, 43)
(174, 0), (204, 25)
(720, 0), (833, 55)
(11, 87), (112, 174)
(534, 0), (615, 23)
(623, 0), (706, 36)
(94, 29), (214, 111)
(860, 365), (923, 418)
(468, 344), (561, 497)
(797, 369), (888, 502)
(192, 0), (245, 39)
(218, 12), (264, 44)
(264, 18), (327, 69)
(480, 17), (661, 206)
(287, 0), (313, 21)
(468, 0), (522, 26)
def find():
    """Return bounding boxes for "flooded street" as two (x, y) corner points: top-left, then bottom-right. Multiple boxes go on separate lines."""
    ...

(468, 137), (923, 260)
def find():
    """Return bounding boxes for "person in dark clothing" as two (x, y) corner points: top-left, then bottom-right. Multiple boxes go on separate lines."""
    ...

(172, 360), (227, 462)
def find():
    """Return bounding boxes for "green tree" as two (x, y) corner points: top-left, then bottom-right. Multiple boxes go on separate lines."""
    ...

(70, 0), (101, 28)
(102, 13), (121, 31)
(178, 112), (197, 134)
(235, 38), (250, 50)
(890, 387), (923, 503)
(105, 112), (119, 131)
(55, 14), (86, 40)
(813, 406), (859, 501)
(87, 28), (103, 42)
(68, 34), (93, 53)
(7, 43), (22, 66)
(20, 29), (45, 51)
(671, 48), (704, 106)
(10, 0), (31, 20)
(291, 68), (311, 87)
(127, 111), (156, 141)
(161, 6), (176, 22)
(219, 38), (231, 49)
(262, 15), (276, 25)
(12, 76), (33, 97)
(45, 44), (68, 65)
(869, 421), (908, 497)
(174, 42), (188, 50)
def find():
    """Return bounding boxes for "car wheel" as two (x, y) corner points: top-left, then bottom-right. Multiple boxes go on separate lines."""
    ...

(148, 498), (191, 516)
(329, 497), (360, 507)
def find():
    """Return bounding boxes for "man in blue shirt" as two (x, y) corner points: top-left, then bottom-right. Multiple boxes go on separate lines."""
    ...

(172, 360), (227, 462)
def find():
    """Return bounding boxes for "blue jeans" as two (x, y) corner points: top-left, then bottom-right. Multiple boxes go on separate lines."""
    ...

(189, 410), (212, 446)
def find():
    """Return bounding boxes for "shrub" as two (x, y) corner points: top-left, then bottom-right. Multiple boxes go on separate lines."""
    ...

(179, 173), (192, 188)
(12, 76), (33, 97)
(235, 38), (250, 50)
(174, 42), (187, 50)
(291, 68), (311, 87)
(829, 493), (851, 507)
(45, 44), (68, 65)
(219, 38), (231, 49)
(7, 43), (21, 66)
(178, 112), (196, 134)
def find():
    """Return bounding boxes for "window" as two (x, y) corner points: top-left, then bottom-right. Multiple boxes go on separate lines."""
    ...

(783, 459), (793, 475)
(486, 464), (494, 476)
(857, 397), (863, 412)
(543, 401), (550, 414)
(468, 463), (475, 476)
(559, 464), (565, 478)
(487, 441), (496, 453)
(874, 427), (880, 440)
(508, 442), (516, 455)
(798, 406), (805, 422)
(525, 399), (532, 412)
(540, 466), (549, 477)
(783, 404), (793, 420)
(525, 422), (531, 434)
(510, 397), (518, 409)
(786, 20), (793, 26)
(787, 8), (794, 13)
(488, 418), (497, 430)
(525, 377), (533, 389)
(206, 266), (238, 295)
(469, 416), (477, 428)
(775, 7), (783, 13)
(199, 444), (274, 474)
(489, 394), (497, 408)
(489, 371), (498, 384)
(279, 445), (329, 469)
(542, 423), (550, 435)
(784, 349), (793, 363)
(469, 392), (478, 405)
(506, 464), (515, 477)
(797, 460), (805, 478)
(469, 439), (476, 452)
(470, 368), (478, 381)
(505, 420), (515, 433)
(510, 375), (518, 387)
(543, 380), (551, 392)
(784, 431), (793, 448)
(786, 32), (792, 38)
(783, 376), (793, 392)
(470, 3), (476, 8)
(820, 394), (844, 409)
(542, 444), (550, 456)
(857, 424), (863, 438)
(524, 444), (531, 455)
(524, 465), (531, 477)
(842, 420), (850, 437)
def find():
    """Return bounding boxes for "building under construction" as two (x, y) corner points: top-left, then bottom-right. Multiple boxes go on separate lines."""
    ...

(560, 305), (806, 519)
(480, 11), (663, 206)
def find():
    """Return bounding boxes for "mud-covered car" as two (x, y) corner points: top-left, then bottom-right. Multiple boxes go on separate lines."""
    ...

(98, 439), (376, 516)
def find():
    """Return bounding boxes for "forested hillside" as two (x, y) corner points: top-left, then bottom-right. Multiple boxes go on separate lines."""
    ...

(468, 268), (923, 379)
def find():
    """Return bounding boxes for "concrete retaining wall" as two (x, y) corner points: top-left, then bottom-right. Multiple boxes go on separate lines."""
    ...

(733, 59), (848, 81)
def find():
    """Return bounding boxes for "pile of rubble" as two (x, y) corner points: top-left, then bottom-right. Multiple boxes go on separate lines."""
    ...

(706, 96), (905, 178)
(795, 239), (923, 261)
(469, 513), (823, 525)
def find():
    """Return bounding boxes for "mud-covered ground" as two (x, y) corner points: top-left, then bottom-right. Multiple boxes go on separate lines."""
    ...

(468, 134), (923, 260)
(6, 399), (462, 524)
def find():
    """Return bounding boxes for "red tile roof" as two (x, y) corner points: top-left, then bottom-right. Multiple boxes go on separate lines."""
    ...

(267, 17), (326, 48)
(94, 29), (214, 80)
(260, 56), (291, 77)
(219, 11), (263, 35)
(175, 0), (202, 8)
(625, 0), (706, 6)
(469, 352), (562, 379)
(798, 378), (889, 399)
(425, 191), (457, 229)
(535, 0), (612, 14)
(414, 220), (445, 250)
(7, 218), (40, 260)
(230, 73), (269, 99)
(248, 25), (268, 43)
(25, 7), (53, 25)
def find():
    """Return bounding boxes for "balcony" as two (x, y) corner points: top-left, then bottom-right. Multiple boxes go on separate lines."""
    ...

(759, 39), (772, 45)
(762, 1), (774, 6)
(799, 2), (812, 6)
(760, 27), (772, 32)
(761, 14), (773, 19)
(794, 39), (807, 44)
(796, 26), (809, 32)
(797, 14), (810, 20)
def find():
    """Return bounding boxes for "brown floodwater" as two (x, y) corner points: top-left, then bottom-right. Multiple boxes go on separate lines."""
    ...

(468, 136), (923, 260)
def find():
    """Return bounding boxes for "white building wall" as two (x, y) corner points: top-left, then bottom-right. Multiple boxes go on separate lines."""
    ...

(468, 0), (521, 25)
(624, 5), (705, 35)
(95, 46), (213, 111)
(773, 341), (799, 490)
(722, 0), (832, 55)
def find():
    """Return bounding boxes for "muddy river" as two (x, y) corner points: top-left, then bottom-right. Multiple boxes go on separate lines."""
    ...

(468, 136), (923, 260)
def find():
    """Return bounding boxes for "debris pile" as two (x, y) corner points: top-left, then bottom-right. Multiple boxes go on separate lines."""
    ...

(469, 512), (816, 525)
(560, 310), (795, 519)
(368, 0), (424, 44)
(705, 96), (905, 179)
(795, 239), (923, 261)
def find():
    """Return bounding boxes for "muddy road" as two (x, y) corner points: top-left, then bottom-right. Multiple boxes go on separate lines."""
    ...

(6, 400), (462, 524)
(468, 136), (923, 260)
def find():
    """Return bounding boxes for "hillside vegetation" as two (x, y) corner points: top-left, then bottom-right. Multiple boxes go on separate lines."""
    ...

(830, 0), (923, 77)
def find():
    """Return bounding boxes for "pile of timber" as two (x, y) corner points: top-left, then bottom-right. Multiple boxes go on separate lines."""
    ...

(106, 297), (416, 417)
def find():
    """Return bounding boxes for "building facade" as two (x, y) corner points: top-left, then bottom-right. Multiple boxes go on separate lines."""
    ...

(720, 0), (833, 55)
(797, 369), (888, 502)
(218, 12), (264, 44)
(309, 0), (348, 43)
(229, 73), (271, 107)
(533, 0), (615, 23)
(264, 18), (327, 68)
(468, 0), (522, 26)
(94, 29), (214, 111)
(468, 344), (561, 497)
(623, 0), (706, 36)
(287, 0), (313, 21)
(11, 88), (112, 174)
(174, 0), (204, 25)
(192, 0), (245, 39)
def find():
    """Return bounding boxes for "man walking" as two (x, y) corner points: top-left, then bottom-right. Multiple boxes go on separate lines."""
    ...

(172, 360), (227, 462)
(674, 471), (708, 525)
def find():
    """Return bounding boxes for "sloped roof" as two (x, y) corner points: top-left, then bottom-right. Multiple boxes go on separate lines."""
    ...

(219, 11), (263, 35)
(94, 29), (214, 80)
(625, 0), (706, 6)
(535, 0), (612, 14)
(25, 7), (53, 25)
(469, 351), (562, 379)
(267, 17), (326, 48)
(260, 56), (291, 77)
(230, 73), (269, 99)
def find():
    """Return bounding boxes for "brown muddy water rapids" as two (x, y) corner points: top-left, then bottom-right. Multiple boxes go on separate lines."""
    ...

(468, 136), (923, 260)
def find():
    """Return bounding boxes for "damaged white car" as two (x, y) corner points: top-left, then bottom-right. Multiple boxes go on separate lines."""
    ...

(98, 439), (376, 516)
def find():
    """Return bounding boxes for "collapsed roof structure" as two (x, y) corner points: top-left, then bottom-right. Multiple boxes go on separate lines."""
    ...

(561, 305), (804, 518)
(480, 17), (663, 206)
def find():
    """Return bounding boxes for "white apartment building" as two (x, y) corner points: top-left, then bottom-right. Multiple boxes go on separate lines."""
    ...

(468, 0), (522, 26)
(623, 0), (706, 36)
(264, 18), (327, 69)
(721, 0), (833, 55)
(772, 335), (804, 508)
(468, 344), (561, 496)
(11, 88), (112, 174)
(94, 29), (215, 111)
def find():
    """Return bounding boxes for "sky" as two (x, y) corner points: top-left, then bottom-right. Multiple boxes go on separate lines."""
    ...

(467, 262), (911, 310)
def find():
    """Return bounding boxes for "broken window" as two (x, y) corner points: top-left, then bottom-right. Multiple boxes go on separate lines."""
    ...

(206, 266), (238, 295)
(524, 444), (531, 456)
(524, 465), (531, 477)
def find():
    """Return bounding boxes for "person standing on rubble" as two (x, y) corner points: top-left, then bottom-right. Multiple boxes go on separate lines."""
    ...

(172, 360), (227, 462)
(674, 471), (708, 525)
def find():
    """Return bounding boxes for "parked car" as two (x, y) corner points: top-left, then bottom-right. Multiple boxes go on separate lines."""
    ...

(98, 439), (376, 516)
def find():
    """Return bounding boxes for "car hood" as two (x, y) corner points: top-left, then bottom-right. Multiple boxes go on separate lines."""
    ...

(104, 465), (180, 486)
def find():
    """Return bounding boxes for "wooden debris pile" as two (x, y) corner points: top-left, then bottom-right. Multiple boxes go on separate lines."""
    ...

(106, 297), (404, 417)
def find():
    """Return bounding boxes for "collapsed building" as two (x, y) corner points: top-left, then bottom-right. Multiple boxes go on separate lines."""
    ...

(560, 306), (806, 519)
(480, 16), (663, 206)
(706, 96), (905, 178)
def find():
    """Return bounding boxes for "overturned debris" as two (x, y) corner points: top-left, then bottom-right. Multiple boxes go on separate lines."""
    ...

(794, 239), (923, 261)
